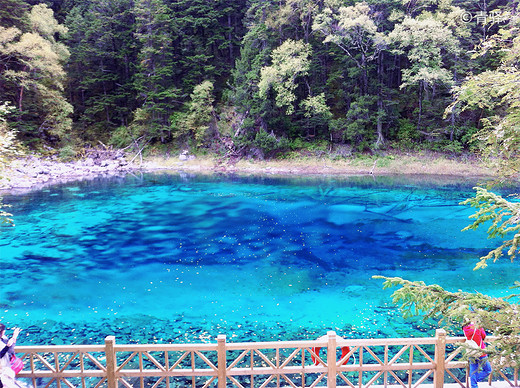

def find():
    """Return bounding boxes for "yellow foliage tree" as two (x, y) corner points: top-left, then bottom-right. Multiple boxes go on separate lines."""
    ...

(0, 4), (72, 140)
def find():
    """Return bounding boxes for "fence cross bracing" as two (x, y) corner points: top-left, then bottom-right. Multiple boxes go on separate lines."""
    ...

(12, 329), (519, 388)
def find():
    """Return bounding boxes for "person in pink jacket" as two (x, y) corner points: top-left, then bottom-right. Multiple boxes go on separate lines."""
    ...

(463, 322), (492, 388)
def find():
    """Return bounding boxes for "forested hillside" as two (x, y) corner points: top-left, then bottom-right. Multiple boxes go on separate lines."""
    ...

(0, 0), (516, 160)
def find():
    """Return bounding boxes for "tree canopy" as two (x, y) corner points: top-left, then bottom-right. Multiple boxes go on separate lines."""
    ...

(0, 4), (71, 141)
(0, 0), (513, 157)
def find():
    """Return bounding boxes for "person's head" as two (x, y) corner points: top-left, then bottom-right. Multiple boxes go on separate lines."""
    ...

(462, 316), (474, 328)
(0, 324), (5, 336)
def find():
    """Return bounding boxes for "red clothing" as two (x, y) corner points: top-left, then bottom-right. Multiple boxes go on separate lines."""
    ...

(463, 324), (487, 357)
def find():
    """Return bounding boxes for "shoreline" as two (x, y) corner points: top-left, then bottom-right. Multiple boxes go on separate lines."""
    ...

(0, 152), (497, 195)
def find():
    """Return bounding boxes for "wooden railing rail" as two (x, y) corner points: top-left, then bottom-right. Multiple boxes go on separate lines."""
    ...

(11, 329), (519, 388)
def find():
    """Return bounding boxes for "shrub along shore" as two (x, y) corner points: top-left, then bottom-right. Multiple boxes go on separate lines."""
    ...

(0, 150), (495, 194)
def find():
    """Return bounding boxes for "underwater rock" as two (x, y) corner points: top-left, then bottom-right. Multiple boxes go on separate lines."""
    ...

(395, 230), (413, 240)
(342, 285), (365, 295)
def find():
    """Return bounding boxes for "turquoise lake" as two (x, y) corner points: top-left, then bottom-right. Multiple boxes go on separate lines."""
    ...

(0, 173), (518, 346)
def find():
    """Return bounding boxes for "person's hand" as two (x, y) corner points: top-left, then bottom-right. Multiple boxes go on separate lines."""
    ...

(7, 327), (21, 346)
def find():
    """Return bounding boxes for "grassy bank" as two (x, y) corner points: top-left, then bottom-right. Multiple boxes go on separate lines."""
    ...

(0, 150), (495, 194)
(141, 150), (495, 178)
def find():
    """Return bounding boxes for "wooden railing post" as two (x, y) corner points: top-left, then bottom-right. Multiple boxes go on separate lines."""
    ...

(217, 334), (227, 388)
(327, 331), (337, 388)
(105, 336), (117, 388)
(433, 329), (446, 388)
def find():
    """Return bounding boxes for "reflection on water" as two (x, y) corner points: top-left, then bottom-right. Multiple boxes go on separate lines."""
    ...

(0, 173), (517, 345)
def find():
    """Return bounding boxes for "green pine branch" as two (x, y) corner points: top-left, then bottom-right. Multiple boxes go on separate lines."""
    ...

(461, 187), (520, 269)
(373, 276), (520, 367)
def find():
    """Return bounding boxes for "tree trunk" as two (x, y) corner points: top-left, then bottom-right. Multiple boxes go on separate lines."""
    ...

(18, 66), (28, 111)
(417, 81), (423, 130)
(375, 52), (385, 148)
(361, 54), (368, 96)
(228, 14), (233, 64)
(449, 110), (455, 141)
(18, 85), (24, 112)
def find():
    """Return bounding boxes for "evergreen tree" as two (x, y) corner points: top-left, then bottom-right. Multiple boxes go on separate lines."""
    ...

(373, 275), (520, 367)
(183, 80), (216, 148)
(0, 0), (28, 29)
(228, 2), (284, 141)
(132, 0), (178, 142)
(169, 0), (247, 93)
(65, 0), (137, 140)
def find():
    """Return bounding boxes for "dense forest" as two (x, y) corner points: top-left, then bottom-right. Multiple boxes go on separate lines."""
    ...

(0, 0), (517, 160)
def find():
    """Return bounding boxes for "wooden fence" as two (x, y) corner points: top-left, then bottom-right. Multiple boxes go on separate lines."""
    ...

(12, 329), (519, 388)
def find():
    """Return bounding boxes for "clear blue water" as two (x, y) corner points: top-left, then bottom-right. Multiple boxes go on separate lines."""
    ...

(0, 173), (518, 346)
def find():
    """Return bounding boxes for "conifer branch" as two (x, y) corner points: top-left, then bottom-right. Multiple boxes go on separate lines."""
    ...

(461, 187), (520, 269)
(373, 276), (520, 367)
